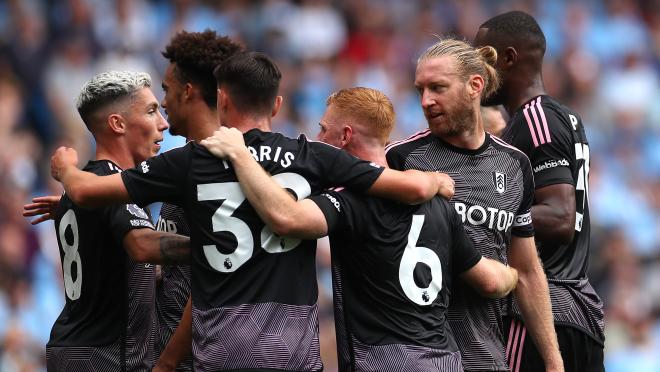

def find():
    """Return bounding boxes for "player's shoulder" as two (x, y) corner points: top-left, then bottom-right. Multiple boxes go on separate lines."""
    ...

(514, 95), (578, 138)
(489, 133), (531, 164)
(385, 128), (434, 157)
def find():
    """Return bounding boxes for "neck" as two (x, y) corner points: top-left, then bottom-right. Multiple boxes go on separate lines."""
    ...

(345, 143), (388, 168)
(95, 142), (134, 170)
(185, 104), (221, 142)
(504, 73), (546, 115)
(222, 113), (272, 134)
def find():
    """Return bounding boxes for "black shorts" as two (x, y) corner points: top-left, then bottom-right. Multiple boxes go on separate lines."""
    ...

(504, 317), (604, 372)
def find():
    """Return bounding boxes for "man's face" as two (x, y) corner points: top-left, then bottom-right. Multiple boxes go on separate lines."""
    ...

(124, 87), (169, 162)
(316, 105), (344, 148)
(414, 56), (476, 138)
(473, 27), (505, 106)
(161, 64), (187, 136)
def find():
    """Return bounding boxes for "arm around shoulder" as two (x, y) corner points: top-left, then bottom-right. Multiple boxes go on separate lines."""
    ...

(368, 169), (455, 204)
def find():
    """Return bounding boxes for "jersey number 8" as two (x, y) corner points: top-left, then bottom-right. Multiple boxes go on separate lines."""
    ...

(59, 209), (82, 300)
(198, 173), (312, 273)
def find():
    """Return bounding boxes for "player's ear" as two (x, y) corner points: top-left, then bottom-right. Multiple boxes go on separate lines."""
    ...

(341, 125), (353, 147)
(183, 83), (194, 101)
(467, 74), (485, 99)
(217, 88), (229, 113)
(107, 113), (127, 134)
(272, 95), (283, 118)
(502, 47), (518, 68)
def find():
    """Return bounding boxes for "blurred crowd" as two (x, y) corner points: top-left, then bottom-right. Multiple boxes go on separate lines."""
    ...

(0, 0), (659, 370)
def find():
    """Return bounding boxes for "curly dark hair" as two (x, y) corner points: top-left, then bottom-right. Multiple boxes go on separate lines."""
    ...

(162, 30), (244, 108)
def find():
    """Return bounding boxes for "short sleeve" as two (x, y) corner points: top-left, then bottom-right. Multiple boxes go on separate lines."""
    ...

(309, 189), (359, 239)
(448, 204), (482, 273)
(121, 145), (192, 207)
(507, 106), (574, 189)
(106, 203), (155, 242)
(308, 141), (384, 192)
(512, 156), (535, 238)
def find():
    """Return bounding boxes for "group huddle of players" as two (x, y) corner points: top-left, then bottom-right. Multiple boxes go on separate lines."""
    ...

(24, 10), (605, 372)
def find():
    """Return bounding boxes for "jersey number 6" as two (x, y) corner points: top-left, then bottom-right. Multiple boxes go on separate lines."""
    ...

(399, 214), (443, 306)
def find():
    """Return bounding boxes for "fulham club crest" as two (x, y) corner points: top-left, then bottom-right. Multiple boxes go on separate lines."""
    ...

(493, 172), (507, 194)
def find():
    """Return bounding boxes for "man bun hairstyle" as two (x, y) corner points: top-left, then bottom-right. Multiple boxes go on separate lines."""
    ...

(476, 45), (500, 100)
(419, 37), (501, 101)
(76, 70), (152, 131)
(213, 52), (282, 117)
(162, 30), (243, 109)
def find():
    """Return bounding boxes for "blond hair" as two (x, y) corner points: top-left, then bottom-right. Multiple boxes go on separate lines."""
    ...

(326, 87), (395, 143)
(418, 38), (500, 100)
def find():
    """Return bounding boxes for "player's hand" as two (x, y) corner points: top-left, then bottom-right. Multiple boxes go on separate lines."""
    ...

(51, 147), (79, 181)
(23, 195), (61, 225)
(435, 172), (455, 199)
(200, 127), (247, 160)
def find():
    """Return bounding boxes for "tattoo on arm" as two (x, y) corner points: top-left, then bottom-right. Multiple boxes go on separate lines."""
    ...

(159, 235), (191, 265)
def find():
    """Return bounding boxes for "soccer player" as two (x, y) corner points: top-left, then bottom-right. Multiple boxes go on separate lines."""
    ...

(49, 52), (454, 371)
(200, 87), (520, 371)
(152, 30), (243, 372)
(474, 11), (605, 372)
(24, 30), (244, 372)
(46, 71), (190, 372)
(385, 38), (563, 372)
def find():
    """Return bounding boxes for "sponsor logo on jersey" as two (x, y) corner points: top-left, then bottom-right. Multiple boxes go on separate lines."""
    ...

(141, 161), (149, 173)
(454, 202), (515, 232)
(322, 193), (341, 212)
(130, 219), (154, 228)
(127, 204), (149, 219)
(533, 158), (569, 173)
(512, 212), (532, 227)
(493, 172), (507, 194)
(156, 217), (177, 233)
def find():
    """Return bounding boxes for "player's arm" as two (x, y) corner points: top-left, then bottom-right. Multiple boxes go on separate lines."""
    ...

(153, 296), (192, 372)
(367, 169), (454, 203)
(200, 129), (329, 239)
(508, 236), (563, 372)
(122, 229), (190, 265)
(23, 195), (61, 225)
(460, 257), (518, 298)
(532, 184), (576, 244)
(51, 147), (131, 208)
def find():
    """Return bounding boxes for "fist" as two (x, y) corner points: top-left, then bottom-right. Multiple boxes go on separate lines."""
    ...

(435, 172), (455, 200)
(51, 147), (79, 181)
(200, 126), (246, 159)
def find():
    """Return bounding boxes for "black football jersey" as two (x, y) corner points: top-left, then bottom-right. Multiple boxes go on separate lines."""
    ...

(121, 129), (384, 371)
(311, 190), (480, 372)
(48, 160), (156, 372)
(502, 95), (604, 343)
(386, 131), (535, 371)
(154, 203), (193, 371)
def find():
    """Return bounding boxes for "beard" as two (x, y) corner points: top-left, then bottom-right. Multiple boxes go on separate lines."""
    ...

(427, 88), (476, 138)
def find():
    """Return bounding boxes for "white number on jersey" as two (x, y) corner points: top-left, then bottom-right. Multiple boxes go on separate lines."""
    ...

(399, 214), (443, 306)
(574, 143), (590, 232)
(198, 172), (312, 272)
(59, 209), (82, 300)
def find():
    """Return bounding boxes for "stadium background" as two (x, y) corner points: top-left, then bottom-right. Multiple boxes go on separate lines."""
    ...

(0, 0), (658, 370)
